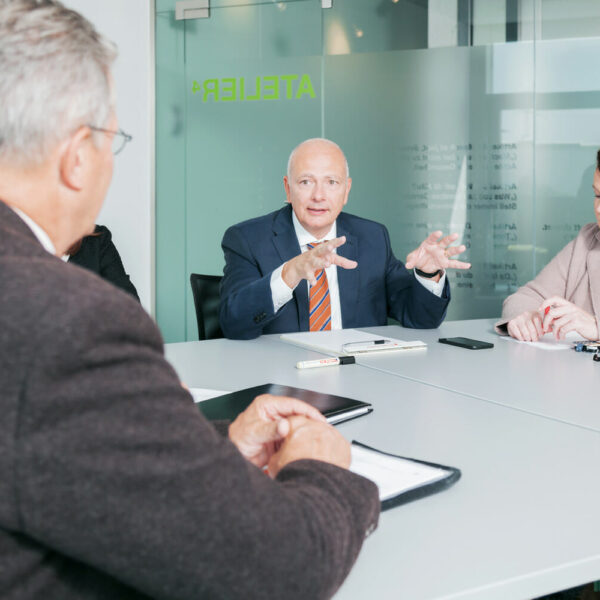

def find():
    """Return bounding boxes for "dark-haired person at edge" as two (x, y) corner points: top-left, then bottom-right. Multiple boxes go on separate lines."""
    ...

(496, 149), (600, 343)
(0, 1), (379, 599)
(65, 224), (140, 300)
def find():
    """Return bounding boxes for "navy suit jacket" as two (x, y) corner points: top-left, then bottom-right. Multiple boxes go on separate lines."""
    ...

(220, 204), (450, 340)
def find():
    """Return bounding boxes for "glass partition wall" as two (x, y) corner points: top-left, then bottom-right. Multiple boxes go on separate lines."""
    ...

(156, 0), (600, 342)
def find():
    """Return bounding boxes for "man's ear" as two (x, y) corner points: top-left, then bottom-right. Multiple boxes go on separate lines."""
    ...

(59, 126), (92, 191)
(283, 175), (291, 204)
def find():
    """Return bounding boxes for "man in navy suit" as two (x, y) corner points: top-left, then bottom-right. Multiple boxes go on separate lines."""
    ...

(220, 138), (471, 340)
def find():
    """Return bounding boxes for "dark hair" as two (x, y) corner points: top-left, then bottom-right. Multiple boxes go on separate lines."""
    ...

(597, 149), (600, 171)
(66, 230), (102, 257)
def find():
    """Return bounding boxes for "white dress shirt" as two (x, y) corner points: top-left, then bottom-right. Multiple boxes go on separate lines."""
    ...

(270, 213), (343, 329)
(11, 206), (56, 254)
(269, 212), (446, 329)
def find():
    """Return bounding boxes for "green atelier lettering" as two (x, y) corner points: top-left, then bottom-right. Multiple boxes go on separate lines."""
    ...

(191, 74), (316, 102)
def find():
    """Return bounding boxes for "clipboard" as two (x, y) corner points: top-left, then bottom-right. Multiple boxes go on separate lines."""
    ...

(350, 441), (461, 511)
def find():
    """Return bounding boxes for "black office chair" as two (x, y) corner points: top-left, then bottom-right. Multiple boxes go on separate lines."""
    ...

(190, 273), (224, 340)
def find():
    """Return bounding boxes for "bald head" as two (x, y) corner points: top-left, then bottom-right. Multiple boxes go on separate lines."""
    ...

(287, 138), (349, 180)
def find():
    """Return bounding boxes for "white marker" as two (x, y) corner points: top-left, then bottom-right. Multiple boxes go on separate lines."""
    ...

(296, 356), (356, 369)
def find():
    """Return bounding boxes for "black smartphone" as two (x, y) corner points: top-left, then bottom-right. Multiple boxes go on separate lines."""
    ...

(438, 337), (494, 350)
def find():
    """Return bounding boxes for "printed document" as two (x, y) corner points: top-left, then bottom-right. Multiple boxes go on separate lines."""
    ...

(280, 329), (426, 356)
(350, 443), (451, 502)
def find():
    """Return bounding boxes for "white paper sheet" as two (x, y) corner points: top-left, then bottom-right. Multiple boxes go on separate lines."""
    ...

(189, 388), (228, 403)
(498, 330), (579, 351)
(350, 444), (449, 502)
(280, 329), (426, 356)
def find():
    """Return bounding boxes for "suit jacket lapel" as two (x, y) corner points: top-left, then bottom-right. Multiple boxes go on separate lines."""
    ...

(336, 214), (359, 328)
(272, 205), (309, 330)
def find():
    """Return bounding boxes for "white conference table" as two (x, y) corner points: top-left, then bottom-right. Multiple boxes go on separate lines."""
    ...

(165, 325), (600, 600)
(350, 319), (600, 433)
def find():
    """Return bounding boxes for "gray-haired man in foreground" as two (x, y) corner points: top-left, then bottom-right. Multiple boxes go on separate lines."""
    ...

(0, 1), (379, 598)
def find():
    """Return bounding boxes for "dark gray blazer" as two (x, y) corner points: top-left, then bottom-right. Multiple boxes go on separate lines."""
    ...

(0, 201), (379, 600)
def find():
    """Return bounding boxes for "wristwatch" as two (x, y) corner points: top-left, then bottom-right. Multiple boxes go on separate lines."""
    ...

(415, 268), (442, 278)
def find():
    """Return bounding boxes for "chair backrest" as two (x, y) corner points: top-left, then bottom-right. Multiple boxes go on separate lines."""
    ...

(189, 274), (224, 340)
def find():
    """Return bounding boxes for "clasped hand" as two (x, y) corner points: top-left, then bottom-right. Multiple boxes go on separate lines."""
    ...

(507, 296), (599, 341)
(228, 394), (350, 477)
(282, 236), (357, 289)
(405, 231), (471, 279)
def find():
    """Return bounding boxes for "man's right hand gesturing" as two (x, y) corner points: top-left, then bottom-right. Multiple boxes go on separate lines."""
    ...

(281, 236), (357, 289)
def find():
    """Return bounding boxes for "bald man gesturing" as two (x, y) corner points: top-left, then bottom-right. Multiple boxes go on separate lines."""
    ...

(220, 138), (470, 340)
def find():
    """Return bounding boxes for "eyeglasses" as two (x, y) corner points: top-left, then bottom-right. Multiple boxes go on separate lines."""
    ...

(87, 125), (133, 155)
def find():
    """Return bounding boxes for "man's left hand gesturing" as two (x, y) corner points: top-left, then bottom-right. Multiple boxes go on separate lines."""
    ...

(405, 231), (471, 282)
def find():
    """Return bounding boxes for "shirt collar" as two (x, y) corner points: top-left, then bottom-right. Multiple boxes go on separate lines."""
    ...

(11, 206), (56, 255)
(291, 209), (337, 247)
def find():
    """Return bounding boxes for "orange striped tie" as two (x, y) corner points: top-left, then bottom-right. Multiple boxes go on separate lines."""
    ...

(307, 242), (332, 331)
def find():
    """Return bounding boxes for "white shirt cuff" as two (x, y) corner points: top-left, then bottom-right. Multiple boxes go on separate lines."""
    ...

(414, 269), (446, 297)
(270, 264), (295, 312)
